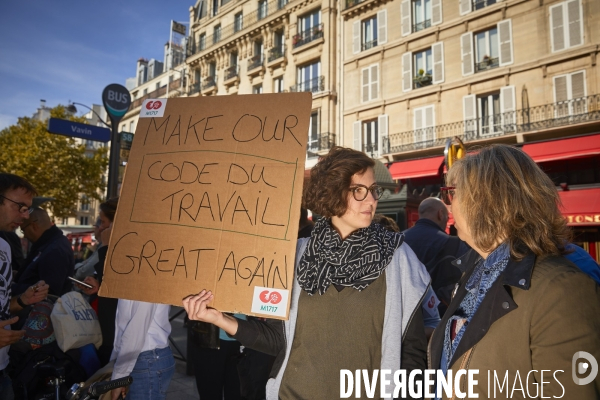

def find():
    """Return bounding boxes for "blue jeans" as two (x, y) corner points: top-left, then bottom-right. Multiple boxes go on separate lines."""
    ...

(0, 369), (14, 400)
(126, 347), (175, 400)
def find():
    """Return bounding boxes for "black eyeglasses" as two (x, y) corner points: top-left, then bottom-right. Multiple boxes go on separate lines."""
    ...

(349, 184), (384, 201)
(440, 186), (456, 205)
(0, 194), (33, 215)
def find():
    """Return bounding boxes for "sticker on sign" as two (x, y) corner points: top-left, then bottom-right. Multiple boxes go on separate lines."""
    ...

(140, 99), (167, 118)
(251, 286), (289, 318)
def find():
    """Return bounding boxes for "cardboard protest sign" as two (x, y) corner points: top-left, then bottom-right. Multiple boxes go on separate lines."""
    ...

(98, 93), (312, 319)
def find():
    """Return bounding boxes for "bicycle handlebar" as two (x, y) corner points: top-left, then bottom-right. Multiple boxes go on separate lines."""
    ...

(87, 376), (133, 396)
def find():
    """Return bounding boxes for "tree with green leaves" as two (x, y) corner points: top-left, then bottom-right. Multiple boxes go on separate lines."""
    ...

(0, 105), (108, 219)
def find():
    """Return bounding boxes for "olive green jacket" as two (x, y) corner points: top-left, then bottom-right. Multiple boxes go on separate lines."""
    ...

(429, 249), (600, 399)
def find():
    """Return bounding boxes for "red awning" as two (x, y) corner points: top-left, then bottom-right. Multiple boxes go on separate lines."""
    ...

(558, 188), (600, 226)
(522, 135), (600, 163)
(388, 156), (444, 180)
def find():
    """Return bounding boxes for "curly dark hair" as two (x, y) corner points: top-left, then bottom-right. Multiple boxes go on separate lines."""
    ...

(99, 197), (119, 222)
(303, 146), (374, 218)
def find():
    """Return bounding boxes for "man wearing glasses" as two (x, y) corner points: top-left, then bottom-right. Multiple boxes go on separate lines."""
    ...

(0, 173), (49, 400)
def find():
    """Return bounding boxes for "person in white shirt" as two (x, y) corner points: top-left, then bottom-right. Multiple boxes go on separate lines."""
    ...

(109, 299), (174, 400)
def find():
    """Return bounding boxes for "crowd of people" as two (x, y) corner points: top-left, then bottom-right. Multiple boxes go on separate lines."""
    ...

(0, 143), (599, 400)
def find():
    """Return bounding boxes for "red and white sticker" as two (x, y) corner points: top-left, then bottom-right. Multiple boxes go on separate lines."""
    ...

(251, 286), (289, 318)
(140, 99), (167, 118)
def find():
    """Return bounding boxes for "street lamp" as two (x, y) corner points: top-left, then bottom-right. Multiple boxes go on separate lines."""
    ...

(67, 101), (118, 199)
(66, 102), (110, 128)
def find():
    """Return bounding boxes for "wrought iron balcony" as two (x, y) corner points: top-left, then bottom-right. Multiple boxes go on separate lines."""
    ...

(292, 24), (324, 49)
(475, 56), (500, 73)
(189, 82), (200, 95)
(202, 76), (217, 90)
(413, 19), (431, 33)
(307, 132), (336, 157)
(187, 0), (285, 58)
(362, 143), (379, 158)
(473, 0), (497, 11)
(413, 73), (433, 89)
(247, 54), (264, 71)
(289, 76), (325, 93)
(361, 39), (377, 51)
(345, 0), (367, 10)
(383, 94), (600, 155)
(268, 46), (285, 63)
(225, 65), (239, 81)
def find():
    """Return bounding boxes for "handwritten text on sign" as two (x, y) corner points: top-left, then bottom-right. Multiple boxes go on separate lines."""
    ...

(99, 93), (312, 319)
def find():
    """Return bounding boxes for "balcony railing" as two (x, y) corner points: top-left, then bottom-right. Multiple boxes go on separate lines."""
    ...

(413, 73), (433, 89)
(130, 85), (167, 109)
(307, 132), (336, 157)
(361, 39), (377, 51)
(345, 0), (367, 9)
(247, 54), (264, 71)
(289, 76), (325, 93)
(362, 143), (379, 157)
(189, 82), (200, 95)
(187, 0), (286, 58)
(473, 0), (497, 10)
(202, 76), (217, 90)
(413, 19), (431, 33)
(268, 46), (285, 62)
(475, 56), (500, 73)
(292, 24), (324, 49)
(225, 65), (239, 80)
(384, 94), (600, 154)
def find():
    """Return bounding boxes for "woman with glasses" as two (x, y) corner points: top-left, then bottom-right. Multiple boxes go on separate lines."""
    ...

(430, 144), (600, 398)
(184, 146), (430, 400)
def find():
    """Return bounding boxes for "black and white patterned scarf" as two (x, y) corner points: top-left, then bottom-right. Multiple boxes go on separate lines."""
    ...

(297, 218), (404, 295)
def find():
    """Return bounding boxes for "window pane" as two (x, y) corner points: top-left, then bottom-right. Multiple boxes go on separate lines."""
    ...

(489, 28), (499, 58)
(475, 32), (486, 62)
(424, 0), (431, 21)
(415, 0), (423, 24)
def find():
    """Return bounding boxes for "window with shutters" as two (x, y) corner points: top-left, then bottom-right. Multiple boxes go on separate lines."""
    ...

(363, 119), (379, 156)
(361, 64), (379, 103)
(473, 0), (496, 11)
(362, 16), (378, 51)
(550, 0), (583, 53)
(463, 20), (512, 76)
(307, 110), (320, 157)
(353, 10), (386, 54)
(413, 48), (433, 88)
(474, 27), (499, 72)
(413, 105), (435, 145)
(412, 0), (432, 32)
(553, 70), (586, 118)
(464, 86), (515, 137)
(402, 0), (441, 36)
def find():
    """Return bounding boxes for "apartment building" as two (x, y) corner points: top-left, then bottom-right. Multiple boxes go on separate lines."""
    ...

(342, 0), (600, 258)
(185, 0), (338, 167)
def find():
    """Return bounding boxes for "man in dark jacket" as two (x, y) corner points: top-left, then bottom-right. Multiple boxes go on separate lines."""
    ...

(12, 207), (74, 297)
(403, 197), (469, 266)
(403, 197), (469, 316)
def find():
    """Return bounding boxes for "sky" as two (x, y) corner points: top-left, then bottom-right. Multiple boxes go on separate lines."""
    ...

(0, 1), (194, 130)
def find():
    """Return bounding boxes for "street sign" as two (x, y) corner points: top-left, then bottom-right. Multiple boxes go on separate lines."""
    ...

(120, 131), (134, 150)
(47, 118), (110, 142)
(102, 84), (131, 121)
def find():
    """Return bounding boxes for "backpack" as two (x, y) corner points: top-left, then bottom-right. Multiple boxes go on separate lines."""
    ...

(426, 236), (463, 316)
